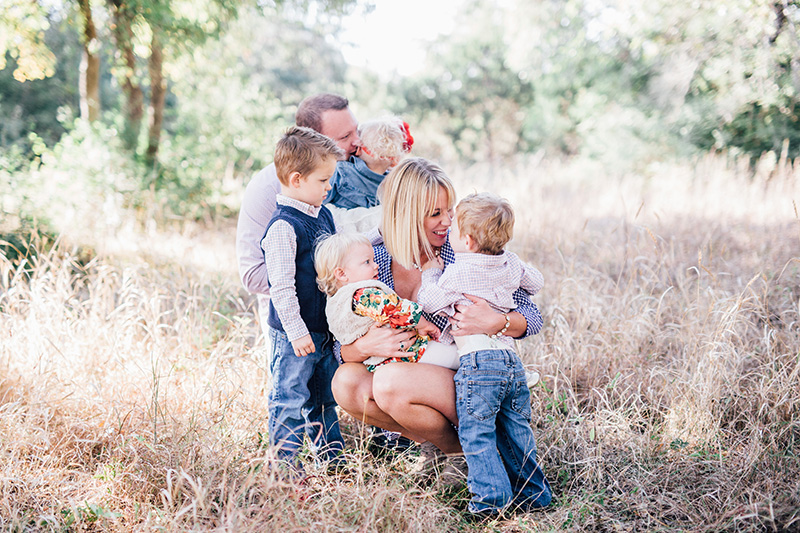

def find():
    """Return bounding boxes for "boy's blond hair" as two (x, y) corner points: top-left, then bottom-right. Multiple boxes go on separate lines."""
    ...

(315, 232), (373, 297)
(359, 116), (409, 161)
(456, 193), (514, 255)
(274, 126), (343, 186)
(381, 157), (456, 270)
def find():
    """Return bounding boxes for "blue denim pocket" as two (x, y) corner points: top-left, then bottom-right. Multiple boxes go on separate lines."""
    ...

(456, 351), (512, 422)
(510, 371), (533, 421)
(462, 379), (506, 420)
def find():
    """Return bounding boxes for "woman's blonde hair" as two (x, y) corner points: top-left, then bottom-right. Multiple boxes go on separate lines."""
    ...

(358, 116), (408, 161)
(314, 232), (373, 296)
(381, 157), (456, 270)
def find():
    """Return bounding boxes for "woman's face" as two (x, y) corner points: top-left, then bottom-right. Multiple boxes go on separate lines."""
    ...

(423, 186), (454, 249)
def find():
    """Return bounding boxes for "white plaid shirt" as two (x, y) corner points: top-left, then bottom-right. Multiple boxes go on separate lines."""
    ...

(261, 195), (337, 341)
(417, 250), (544, 346)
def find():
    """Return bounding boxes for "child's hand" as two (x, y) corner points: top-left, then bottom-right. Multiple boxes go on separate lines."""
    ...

(421, 256), (444, 271)
(416, 317), (440, 340)
(292, 335), (315, 357)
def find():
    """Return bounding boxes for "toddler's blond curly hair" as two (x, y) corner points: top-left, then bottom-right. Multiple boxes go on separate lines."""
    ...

(359, 116), (410, 161)
(314, 232), (373, 297)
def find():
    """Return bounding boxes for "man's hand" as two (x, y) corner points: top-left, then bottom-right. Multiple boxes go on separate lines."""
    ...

(291, 334), (315, 357)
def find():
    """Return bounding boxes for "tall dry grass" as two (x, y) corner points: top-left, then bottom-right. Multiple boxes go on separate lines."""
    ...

(1, 151), (798, 531)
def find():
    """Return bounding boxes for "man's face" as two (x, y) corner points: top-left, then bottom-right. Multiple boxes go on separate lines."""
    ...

(320, 108), (360, 159)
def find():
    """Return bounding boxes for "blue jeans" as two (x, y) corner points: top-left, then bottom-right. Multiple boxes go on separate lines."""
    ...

(455, 349), (552, 514)
(268, 328), (343, 464)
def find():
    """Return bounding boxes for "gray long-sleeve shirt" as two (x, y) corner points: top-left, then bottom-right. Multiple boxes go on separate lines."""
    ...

(235, 164), (281, 313)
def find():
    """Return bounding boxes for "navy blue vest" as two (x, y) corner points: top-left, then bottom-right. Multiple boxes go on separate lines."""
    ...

(266, 204), (335, 334)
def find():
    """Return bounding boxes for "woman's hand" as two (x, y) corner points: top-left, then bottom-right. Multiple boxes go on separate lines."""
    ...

(416, 316), (440, 340)
(340, 323), (418, 363)
(451, 294), (526, 338)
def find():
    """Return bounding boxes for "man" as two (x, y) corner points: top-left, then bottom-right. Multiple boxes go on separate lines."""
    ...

(236, 93), (360, 332)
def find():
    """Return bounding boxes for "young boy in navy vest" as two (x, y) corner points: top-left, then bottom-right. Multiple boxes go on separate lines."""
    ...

(261, 126), (345, 468)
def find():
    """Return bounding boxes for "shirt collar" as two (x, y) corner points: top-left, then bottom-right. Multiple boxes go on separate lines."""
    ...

(276, 194), (322, 217)
(453, 250), (507, 265)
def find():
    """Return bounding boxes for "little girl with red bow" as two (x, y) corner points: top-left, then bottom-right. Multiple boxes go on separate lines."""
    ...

(324, 115), (413, 229)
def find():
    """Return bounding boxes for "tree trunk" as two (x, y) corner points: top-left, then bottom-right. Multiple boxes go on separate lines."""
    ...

(77, 0), (100, 122)
(146, 29), (166, 167)
(109, 0), (143, 151)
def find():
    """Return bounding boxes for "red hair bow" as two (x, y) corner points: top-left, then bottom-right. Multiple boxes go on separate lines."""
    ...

(401, 121), (414, 152)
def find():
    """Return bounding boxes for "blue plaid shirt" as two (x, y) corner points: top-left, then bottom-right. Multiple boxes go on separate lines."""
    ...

(333, 236), (543, 363)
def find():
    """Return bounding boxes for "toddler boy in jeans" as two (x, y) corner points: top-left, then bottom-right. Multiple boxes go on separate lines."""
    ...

(417, 192), (552, 517)
(261, 126), (345, 469)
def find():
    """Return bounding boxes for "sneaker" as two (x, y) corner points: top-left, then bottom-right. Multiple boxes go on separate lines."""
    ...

(436, 454), (469, 490)
(366, 427), (416, 458)
(525, 369), (540, 388)
(325, 460), (356, 477)
(464, 508), (500, 524)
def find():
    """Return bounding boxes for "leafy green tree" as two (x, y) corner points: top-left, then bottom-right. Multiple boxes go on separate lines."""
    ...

(0, 0), (57, 81)
(681, 1), (800, 158)
(490, 0), (800, 160)
(2, 0), (358, 169)
(77, 0), (101, 122)
(506, 0), (800, 160)
(396, 0), (665, 165)
(0, 19), (81, 151)
(106, 0), (145, 151)
(156, 6), (351, 213)
(397, 1), (535, 163)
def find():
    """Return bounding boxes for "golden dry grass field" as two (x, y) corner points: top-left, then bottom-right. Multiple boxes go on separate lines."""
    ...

(1, 152), (799, 531)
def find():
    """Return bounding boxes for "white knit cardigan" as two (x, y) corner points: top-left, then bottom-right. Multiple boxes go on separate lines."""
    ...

(326, 279), (395, 346)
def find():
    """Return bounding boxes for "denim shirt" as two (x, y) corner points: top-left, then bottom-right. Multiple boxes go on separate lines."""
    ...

(324, 156), (386, 209)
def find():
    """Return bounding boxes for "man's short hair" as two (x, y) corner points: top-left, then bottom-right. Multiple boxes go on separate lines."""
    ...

(295, 93), (349, 132)
(456, 193), (515, 255)
(273, 126), (344, 185)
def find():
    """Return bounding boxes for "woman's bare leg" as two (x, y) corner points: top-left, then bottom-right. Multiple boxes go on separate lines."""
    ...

(372, 363), (462, 454)
(331, 362), (425, 441)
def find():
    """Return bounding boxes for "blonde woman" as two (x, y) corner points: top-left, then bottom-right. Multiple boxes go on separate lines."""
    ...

(330, 157), (544, 476)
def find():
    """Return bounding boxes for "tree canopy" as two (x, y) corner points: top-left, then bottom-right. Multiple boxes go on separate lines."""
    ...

(2, 0), (799, 215)
(0, 0), (57, 82)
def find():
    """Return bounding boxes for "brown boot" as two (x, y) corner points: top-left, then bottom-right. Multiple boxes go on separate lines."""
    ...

(436, 454), (468, 490)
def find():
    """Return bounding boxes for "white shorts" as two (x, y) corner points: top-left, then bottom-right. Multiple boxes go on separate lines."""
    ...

(418, 340), (460, 370)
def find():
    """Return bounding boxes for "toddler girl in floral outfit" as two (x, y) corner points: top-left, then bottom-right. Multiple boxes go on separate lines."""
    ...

(315, 232), (460, 371)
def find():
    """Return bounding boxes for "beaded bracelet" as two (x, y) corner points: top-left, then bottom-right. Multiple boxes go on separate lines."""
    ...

(490, 313), (511, 339)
